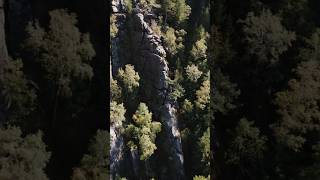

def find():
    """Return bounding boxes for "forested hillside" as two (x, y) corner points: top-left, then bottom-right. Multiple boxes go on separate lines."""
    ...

(2, 0), (320, 179)
(110, 0), (211, 179)
(212, 0), (320, 179)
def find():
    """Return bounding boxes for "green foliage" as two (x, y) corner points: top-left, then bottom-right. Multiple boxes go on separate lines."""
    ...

(226, 118), (267, 165)
(193, 175), (211, 180)
(162, 0), (191, 24)
(111, 79), (122, 102)
(168, 82), (185, 101)
(163, 27), (186, 56)
(166, 70), (185, 101)
(150, 19), (162, 37)
(0, 126), (51, 180)
(116, 177), (127, 180)
(182, 99), (193, 113)
(72, 130), (109, 180)
(300, 29), (320, 61)
(195, 80), (210, 110)
(191, 38), (208, 61)
(273, 60), (320, 152)
(110, 101), (126, 126)
(124, 0), (133, 13)
(185, 64), (203, 83)
(110, 15), (118, 39)
(0, 58), (36, 122)
(212, 70), (240, 114)
(117, 64), (140, 94)
(199, 128), (210, 166)
(125, 103), (161, 160)
(24, 9), (95, 97)
(240, 9), (295, 63)
(139, 0), (161, 11)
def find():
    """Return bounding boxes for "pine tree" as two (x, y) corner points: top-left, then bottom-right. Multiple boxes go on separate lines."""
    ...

(195, 80), (210, 110)
(272, 60), (320, 152)
(0, 58), (36, 123)
(71, 130), (109, 180)
(240, 9), (295, 63)
(226, 118), (267, 165)
(110, 101), (126, 126)
(24, 9), (95, 97)
(125, 103), (161, 160)
(111, 79), (122, 102)
(117, 64), (140, 94)
(162, 0), (191, 24)
(185, 64), (203, 83)
(24, 9), (96, 125)
(0, 126), (51, 180)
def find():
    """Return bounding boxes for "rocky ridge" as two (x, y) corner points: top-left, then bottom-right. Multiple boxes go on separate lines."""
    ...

(110, 0), (185, 178)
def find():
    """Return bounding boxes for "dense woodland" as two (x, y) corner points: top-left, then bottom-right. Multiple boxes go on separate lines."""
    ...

(213, 0), (320, 180)
(1, 0), (320, 179)
(0, 0), (107, 179)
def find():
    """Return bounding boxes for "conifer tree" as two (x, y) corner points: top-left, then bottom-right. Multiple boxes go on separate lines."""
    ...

(226, 118), (267, 165)
(162, 0), (191, 24)
(0, 127), (51, 180)
(24, 9), (96, 125)
(0, 58), (36, 122)
(71, 130), (109, 180)
(240, 9), (295, 63)
(117, 64), (140, 94)
(125, 103), (161, 160)
(273, 60), (320, 152)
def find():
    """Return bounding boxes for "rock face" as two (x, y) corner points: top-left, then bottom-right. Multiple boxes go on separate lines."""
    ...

(111, 0), (126, 76)
(110, 0), (185, 178)
(0, 0), (8, 70)
(110, 0), (126, 179)
(129, 6), (185, 179)
(110, 122), (124, 179)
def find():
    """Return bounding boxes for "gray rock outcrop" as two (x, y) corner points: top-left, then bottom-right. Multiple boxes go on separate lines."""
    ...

(110, 0), (185, 178)
(128, 7), (185, 179)
(110, 0), (126, 179)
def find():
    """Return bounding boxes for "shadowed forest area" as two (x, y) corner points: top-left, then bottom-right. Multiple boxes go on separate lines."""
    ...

(212, 0), (320, 179)
(0, 0), (107, 179)
(1, 0), (320, 179)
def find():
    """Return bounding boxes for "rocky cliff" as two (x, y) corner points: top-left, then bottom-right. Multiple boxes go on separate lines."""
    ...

(110, 0), (185, 178)
(110, 0), (126, 179)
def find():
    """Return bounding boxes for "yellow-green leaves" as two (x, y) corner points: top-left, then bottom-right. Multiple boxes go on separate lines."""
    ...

(111, 79), (122, 102)
(117, 64), (140, 94)
(125, 103), (161, 160)
(199, 128), (210, 165)
(110, 101), (126, 126)
(195, 80), (210, 110)
(185, 64), (203, 83)
(110, 15), (118, 39)
(162, 0), (191, 24)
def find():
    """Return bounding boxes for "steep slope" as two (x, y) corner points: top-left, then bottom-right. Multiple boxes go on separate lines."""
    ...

(110, 0), (126, 179)
(110, 0), (185, 178)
